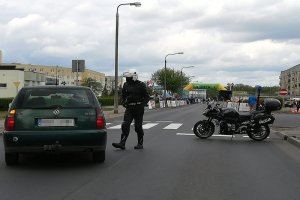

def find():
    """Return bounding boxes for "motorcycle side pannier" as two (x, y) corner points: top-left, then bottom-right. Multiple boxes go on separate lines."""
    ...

(264, 98), (281, 111)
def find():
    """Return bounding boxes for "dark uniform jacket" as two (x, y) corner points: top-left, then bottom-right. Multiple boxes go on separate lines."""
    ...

(122, 80), (150, 107)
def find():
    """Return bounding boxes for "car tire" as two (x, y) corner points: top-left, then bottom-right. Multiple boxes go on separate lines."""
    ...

(93, 151), (105, 163)
(5, 153), (19, 166)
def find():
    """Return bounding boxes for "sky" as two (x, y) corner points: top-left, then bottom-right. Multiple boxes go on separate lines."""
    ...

(1, 0), (300, 87)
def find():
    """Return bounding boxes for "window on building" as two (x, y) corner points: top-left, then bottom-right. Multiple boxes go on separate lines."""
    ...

(0, 83), (7, 87)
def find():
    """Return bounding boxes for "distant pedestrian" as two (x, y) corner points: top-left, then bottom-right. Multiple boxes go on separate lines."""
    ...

(297, 101), (300, 112)
(248, 95), (257, 111)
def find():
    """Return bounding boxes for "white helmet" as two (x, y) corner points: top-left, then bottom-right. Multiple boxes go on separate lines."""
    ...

(123, 72), (138, 81)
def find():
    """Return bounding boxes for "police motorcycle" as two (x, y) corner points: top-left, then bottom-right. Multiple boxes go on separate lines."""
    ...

(193, 98), (281, 141)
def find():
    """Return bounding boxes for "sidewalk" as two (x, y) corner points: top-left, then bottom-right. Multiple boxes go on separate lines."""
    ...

(271, 127), (300, 148)
(102, 106), (125, 119)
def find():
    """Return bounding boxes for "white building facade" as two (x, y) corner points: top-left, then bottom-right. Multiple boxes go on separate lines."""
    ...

(0, 69), (45, 98)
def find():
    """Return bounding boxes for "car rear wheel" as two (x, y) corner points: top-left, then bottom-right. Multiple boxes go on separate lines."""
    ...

(93, 151), (105, 163)
(5, 153), (19, 166)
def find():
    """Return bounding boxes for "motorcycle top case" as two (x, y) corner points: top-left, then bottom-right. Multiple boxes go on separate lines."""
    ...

(264, 98), (282, 111)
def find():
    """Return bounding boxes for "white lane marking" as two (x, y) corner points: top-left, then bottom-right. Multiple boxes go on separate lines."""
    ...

(176, 133), (236, 137)
(163, 123), (183, 130)
(177, 133), (194, 136)
(243, 136), (270, 138)
(156, 121), (173, 123)
(143, 123), (159, 129)
(212, 135), (235, 138)
(107, 124), (122, 129)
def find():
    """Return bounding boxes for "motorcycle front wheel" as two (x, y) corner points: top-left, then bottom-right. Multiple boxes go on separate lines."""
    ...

(193, 120), (215, 139)
(247, 124), (270, 141)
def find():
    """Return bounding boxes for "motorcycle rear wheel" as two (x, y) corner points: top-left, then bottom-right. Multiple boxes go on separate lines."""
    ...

(247, 124), (270, 141)
(193, 120), (215, 139)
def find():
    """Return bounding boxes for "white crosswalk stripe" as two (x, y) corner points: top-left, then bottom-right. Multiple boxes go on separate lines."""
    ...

(107, 124), (122, 129)
(107, 123), (159, 130)
(143, 123), (159, 129)
(163, 123), (183, 130)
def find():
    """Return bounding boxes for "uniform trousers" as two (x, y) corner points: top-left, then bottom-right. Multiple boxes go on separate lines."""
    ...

(121, 104), (145, 143)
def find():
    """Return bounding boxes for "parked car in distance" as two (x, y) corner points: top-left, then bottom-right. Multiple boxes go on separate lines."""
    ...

(3, 86), (107, 165)
(284, 100), (294, 107)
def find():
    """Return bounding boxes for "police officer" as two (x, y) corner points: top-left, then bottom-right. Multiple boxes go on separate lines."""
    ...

(112, 72), (150, 150)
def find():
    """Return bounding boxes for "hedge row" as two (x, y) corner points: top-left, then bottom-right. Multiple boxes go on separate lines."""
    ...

(0, 98), (14, 111)
(97, 97), (119, 106)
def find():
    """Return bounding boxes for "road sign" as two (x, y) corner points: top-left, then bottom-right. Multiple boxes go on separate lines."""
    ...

(72, 60), (85, 72)
(279, 88), (288, 96)
(13, 81), (20, 88)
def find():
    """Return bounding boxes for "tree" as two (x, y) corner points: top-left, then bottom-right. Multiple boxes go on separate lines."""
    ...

(81, 77), (103, 96)
(151, 67), (190, 95)
(227, 84), (280, 96)
(102, 82), (109, 97)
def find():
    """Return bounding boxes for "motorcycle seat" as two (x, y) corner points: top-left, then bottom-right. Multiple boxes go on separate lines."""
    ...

(251, 110), (265, 114)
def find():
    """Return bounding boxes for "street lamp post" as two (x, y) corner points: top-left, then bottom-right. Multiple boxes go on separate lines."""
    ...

(180, 66), (194, 97)
(114, 2), (141, 114)
(164, 52), (184, 107)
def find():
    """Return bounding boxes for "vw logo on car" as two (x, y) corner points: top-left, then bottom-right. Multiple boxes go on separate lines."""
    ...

(53, 109), (60, 116)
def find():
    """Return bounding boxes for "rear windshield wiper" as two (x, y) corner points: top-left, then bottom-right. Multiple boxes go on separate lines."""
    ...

(46, 105), (63, 109)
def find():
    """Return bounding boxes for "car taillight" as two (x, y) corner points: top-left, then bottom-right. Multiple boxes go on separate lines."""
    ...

(96, 108), (106, 129)
(5, 109), (16, 131)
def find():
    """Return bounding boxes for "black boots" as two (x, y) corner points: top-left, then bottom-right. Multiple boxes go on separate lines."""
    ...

(112, 135), (127, 150)
(112, 142), (125, 150)
(112, 135), (144, 150)
(134, 137), (143, 149)
(134, 144), (143, 149)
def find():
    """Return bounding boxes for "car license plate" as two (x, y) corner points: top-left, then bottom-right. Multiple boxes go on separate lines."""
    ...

(38, 119), (75, 127)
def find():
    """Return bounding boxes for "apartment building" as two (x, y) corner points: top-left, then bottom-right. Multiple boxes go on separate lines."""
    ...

(0, 62), (127, 97)
(279, 64), (300, 96)
(12, 63), (105, 86)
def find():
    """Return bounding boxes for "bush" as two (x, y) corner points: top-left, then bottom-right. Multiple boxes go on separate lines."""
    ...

(98, 96), (121, 106)
(0, 98), (14, 111)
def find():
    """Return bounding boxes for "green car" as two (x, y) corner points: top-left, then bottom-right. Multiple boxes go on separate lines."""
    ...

(3, 86), (107, 165)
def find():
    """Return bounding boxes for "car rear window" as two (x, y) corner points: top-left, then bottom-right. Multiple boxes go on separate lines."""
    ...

(15, 87), (96, 109)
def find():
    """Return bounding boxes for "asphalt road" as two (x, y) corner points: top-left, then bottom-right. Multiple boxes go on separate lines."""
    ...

(271, 112), (300, 127)
(0, 104), (300, 200)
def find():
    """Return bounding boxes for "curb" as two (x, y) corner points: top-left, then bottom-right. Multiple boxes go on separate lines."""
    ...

(287, 137), (300, 148)
(272, 129), (300, 148)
